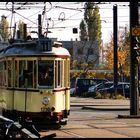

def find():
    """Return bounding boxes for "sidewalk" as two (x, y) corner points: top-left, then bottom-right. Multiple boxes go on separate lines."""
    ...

(82, 105), (129, 111)
(70, 97), (140, 117)
(70, 96), (130, 110)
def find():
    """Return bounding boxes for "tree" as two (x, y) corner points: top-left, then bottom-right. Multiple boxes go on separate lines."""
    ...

(0, 15), (9, 41)
(79, 19), (87, 41)
(76, 2), (102, 73)
(105, 27), (130, 81)
(84, 2), (102, 49)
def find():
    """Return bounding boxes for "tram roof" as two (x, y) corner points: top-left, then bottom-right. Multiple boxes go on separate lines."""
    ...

(0, 40), (70, 57)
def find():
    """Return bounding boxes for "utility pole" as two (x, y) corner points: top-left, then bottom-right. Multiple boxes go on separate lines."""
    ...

(118, 1), (140, 118)
(130, 2), (139, 116)
(113, 5), (118, 97)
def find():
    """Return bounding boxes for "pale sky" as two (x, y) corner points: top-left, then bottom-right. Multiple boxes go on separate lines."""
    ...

(0, 2), (130, 44)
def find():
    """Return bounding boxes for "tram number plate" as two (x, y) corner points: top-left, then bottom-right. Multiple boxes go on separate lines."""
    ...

(41, 107), (51, 112)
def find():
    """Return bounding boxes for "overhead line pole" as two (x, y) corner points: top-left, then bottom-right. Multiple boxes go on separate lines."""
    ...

(129, 2), (139, 116)
(118, 1), (140, 118)
(113, 5), (118, 97)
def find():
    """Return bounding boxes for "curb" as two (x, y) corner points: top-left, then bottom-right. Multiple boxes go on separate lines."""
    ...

(82, 106), (130, 111)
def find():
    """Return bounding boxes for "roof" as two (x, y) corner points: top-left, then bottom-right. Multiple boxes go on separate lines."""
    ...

(0, 40), (70, 57)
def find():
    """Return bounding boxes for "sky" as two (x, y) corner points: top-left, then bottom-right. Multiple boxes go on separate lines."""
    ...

(0, 2), (130, 44)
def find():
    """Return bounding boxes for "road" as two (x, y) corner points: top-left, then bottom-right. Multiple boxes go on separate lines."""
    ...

(40, 99), (140, 138)
(1, 97), (140, 138)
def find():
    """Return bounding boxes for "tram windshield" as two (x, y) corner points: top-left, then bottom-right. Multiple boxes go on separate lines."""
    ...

(38, 60), (54, 88)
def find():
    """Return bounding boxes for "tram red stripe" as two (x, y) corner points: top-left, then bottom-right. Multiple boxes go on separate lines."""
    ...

(53, 87), (70, 92)
(65, 87), (70, 90)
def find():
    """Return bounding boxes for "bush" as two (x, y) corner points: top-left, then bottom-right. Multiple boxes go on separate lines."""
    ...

(112, 94), (126, 99)
(94, 92), (126, 99)
(82, 92), (87, 97)
(94, 92), (102, 99)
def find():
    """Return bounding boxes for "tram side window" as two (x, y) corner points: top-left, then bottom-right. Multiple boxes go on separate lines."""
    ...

(26, 61), (33, 88)
(38, 60), (54, 88)
(64, 59), (70, 87)
(19, 61), (34, 88)
(55, 60), (63, 88)
(33, 60), (37, 88)
(58, 61), (61, 87)
(15, 61), (18, 87)
(0, 62), (3, 86)
(19, 60), (26, 88)
(7, 61), (12, 87)
(3, 61), (7, 87)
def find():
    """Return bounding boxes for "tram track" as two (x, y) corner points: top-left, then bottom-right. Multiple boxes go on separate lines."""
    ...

(39, 128), (86, 138)
(59, 129), (86, 138)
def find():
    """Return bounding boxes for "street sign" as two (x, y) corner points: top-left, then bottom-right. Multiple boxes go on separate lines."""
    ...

(132, 27), (140, 36)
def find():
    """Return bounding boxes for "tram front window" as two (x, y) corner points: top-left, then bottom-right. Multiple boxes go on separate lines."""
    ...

(38, 60), (54, 88)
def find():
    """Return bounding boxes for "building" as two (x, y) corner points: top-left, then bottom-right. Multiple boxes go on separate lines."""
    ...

(62, 40), (100, 69)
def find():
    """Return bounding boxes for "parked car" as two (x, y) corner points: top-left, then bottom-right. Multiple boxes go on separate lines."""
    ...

(98, 82), (130, 97)
(88, 81), (114, 97)
(70, 87), (75, 96)
(70, 78), (76, 88)
(74, 78), (109, 96)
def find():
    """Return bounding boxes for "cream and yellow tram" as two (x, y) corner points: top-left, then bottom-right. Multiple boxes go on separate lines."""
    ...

(0, 37), (70, 125)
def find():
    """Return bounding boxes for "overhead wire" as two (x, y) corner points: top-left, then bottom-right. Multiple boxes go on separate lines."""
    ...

(54, 11), (83, 26)
(0, 2), (130, 39)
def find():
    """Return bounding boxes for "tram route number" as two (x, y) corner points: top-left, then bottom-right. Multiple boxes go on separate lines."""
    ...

(41, 107), (51, 112)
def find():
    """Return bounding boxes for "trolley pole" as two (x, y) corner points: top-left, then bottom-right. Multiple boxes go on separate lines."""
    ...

(113, 5), (118, 97)
(23, 24), (27, 41)
(38, 14), (42, 38)
(130, 2), (139, 115)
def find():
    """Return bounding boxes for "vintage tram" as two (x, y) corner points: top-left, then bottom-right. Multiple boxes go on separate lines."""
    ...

(0, 36), (70, 126)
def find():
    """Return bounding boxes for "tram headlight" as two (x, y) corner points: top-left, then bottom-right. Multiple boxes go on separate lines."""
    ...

(42, 97), (50, 105)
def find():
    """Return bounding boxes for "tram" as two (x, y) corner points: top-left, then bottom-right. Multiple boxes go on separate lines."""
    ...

(0, 29), (70, 126)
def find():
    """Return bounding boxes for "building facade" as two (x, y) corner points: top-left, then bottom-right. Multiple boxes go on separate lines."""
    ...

(62, 40), (100, 70)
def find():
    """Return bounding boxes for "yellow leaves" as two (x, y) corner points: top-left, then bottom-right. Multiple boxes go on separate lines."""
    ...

(118, 49), (127, 66)
(105, 40), (130, 76)
(106, 48), (127, 69)
(105, 46), (113, 69)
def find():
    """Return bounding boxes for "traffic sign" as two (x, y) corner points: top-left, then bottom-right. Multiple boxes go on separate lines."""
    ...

(132, 27), (140, 36)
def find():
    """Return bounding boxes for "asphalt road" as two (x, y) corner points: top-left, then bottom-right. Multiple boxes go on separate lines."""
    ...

(39, 97), (140, 138)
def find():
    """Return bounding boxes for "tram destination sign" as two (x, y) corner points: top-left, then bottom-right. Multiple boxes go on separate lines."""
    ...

(132, 27), (140, 36)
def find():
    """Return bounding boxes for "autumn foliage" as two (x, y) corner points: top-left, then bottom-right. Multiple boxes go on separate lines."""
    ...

(105, 31), (130, 78)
